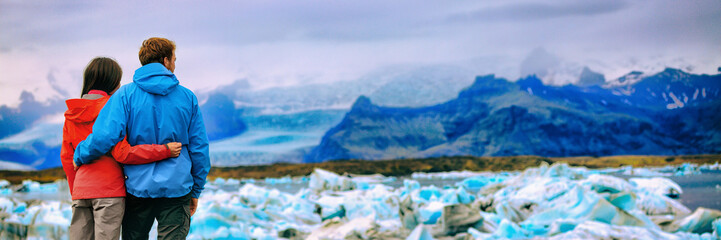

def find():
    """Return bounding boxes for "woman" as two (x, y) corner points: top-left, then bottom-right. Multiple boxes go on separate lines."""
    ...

(60, 57), (182, 240)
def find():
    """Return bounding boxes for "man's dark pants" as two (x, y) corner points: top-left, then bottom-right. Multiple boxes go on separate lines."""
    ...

(122, 192), (191, 239)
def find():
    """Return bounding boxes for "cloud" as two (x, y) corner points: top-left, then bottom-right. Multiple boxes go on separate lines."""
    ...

(447, 0), (628, 23)
(47, 71), (69, 98)
(0, 0), (720, 106)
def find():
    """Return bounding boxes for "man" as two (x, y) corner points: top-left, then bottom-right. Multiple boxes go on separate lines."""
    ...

(74, 37), (210, 239)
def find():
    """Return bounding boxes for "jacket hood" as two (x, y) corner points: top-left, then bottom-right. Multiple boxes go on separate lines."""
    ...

(64, 97), (109, 123)
(133, 63), (179, 96)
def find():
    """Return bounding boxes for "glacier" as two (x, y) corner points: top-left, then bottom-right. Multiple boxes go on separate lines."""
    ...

(0, 163), (720, 239)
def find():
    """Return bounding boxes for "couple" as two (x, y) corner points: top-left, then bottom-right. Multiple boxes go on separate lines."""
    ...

(60, 37), (210, 239)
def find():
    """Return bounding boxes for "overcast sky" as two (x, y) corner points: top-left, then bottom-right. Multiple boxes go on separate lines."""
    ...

(0, 0), (719, 106)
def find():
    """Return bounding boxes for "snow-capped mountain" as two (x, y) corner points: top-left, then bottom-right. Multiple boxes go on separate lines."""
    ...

(306, 70), (721, 162)
(1, 64), (719, 169)
(0, 121), (62, 170)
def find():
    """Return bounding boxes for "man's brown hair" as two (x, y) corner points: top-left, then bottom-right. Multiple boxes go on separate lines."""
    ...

(82, 57), (122, 96)
(139, 37), (176, 66)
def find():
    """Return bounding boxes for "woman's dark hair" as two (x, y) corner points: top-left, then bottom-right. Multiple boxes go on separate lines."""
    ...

(81, 57), (122, 97)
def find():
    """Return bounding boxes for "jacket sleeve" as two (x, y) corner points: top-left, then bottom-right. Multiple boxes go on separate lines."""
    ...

(60, 121), (76, 195)
(111, 136), (171, 165)
(188, 95), (210, 199)
(73, 88), (129, 167)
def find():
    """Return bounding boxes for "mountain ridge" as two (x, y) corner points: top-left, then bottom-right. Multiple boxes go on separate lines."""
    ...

(306, 70), (721, 162)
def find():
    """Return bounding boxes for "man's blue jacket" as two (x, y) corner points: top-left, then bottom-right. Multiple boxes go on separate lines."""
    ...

(74, 63), (210, 199)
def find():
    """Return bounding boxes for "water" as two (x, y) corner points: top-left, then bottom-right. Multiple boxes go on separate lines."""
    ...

(667, 170), (721, 211)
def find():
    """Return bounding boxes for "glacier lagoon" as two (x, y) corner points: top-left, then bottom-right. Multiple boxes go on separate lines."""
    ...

(1, 163), (721, 239)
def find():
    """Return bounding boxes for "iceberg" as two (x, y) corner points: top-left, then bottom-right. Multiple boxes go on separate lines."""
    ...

(306, 215), (378, 240)
(630, 177), (683, 198)
(265, 176), (293, 185)
(581, 174), (634, 194)
(674, 163), (701, 176)
(670, 208), (721, 234)
(635, 190), (691, 216)
(0, 200), (71, 239)
(493, 219), (528, 239)
(18, 180), (58, 193)
(309, 168), (357, 192)
(456, 175), (506, 191)
(548, 221), (686, 240)
(418, 201), (444, 225)
(620, 166), (669, 177)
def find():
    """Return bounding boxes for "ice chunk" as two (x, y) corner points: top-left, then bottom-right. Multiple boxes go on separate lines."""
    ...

(342, 195), (398, 221)
(630, 177), (682, 198)
(701, 162), (719, 171)
(620, 166), (669, 177)
(543, 163), (574, 178)
(548, 221), (684, 240)
(456, 175), (506, 191)
(547, 219), (580, 235)
(265, 176), (292, 185)
(348, 173), (395, 184)
(0, 179), (9, 188)
(411, 170), (486, 180)
(582, 174), (633, 194)
(635, 191), (691, 216)
(629, 177), (683, 196)
(476, 212), (503, 233)
(404, 179), (421, 192)
(629, 177), (683, 198)
(19, 180), (58, 193)
(418, 201), (444, 224)
(670, 207), (721, 234)
(237, 183), (291, 207)
(493, 219), (528, 239)
(674, 163), (701, 176)
(522, 185), (648, 235)
(316, 195), (346, 221)
(225, 178), (241, 185)
(439, 187), (474, 205)
(213, 177), (226, 185)
(306, 215), (377, 240)
(416, 186), (442, 203)
(309, 168), (356, 192)
(406, 224), (434, 240)
(514, 177), (572, 204)
(0, 197), (15, 213)
(14, 202), (27, 214)
(189, 213), (233, 237)
(607, 191), (637, 212)
(713, 218), (720, 238)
